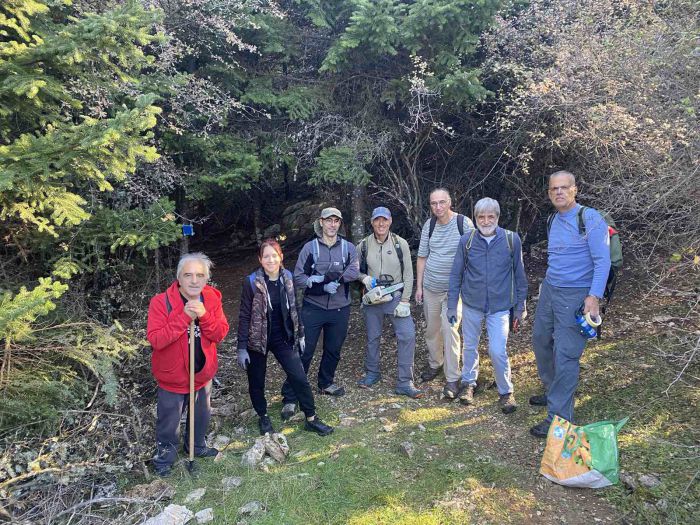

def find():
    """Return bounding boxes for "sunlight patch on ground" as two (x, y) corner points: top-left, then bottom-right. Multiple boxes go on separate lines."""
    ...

(287, 441), (355, 465)
(434, 478), (538, 523)
(434, 414), (489, 431)
(618, 411), (676, 447)
(346, 502), (449, 525)
(366, 396), (416, 407)
(398, 407), (452, 424)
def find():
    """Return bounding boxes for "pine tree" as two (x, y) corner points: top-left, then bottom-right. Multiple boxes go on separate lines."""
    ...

(0, 0), (168, 383)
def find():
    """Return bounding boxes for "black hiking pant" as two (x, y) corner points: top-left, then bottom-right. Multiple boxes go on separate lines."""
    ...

(282, 302), (350, 402)
(246, 333), (316, 417)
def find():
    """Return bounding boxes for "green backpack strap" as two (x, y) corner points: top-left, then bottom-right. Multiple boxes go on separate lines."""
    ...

(463, 229), (478, 266)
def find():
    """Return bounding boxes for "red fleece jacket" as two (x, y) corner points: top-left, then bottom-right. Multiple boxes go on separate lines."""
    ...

(147, 281), (229, 393)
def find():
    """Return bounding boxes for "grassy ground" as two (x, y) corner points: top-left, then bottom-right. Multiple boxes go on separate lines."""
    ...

(134, 259), (698, 525)
(577, 335), (699, 524)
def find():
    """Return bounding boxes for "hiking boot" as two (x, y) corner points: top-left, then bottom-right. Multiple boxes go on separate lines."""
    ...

(258, 415), (274, 435)
(319, 383), (345, 397)
(357, 373), (381, 389)
(499, 393), (517, 414)
(529, 420), (551, 438)
(529, 393), (548, 406)
(183, 446), (219, 458)
(458, 383), (475, 405)
(443, 381), (460, 400)
(395, 383), (425, 399)
(305, 416), (334, 436)
(154, 464), (171, 478)
(420, 366), (442, 383)
(281, 403), (297, 421)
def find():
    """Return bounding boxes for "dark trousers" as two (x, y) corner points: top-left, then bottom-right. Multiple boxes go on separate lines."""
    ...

(153, 381), (212, 469)
(246, 335), (316, 417)
(282, 302), (350, 402)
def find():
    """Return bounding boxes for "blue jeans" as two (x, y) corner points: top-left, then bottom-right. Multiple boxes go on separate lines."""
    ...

(460, 306), (513, 395)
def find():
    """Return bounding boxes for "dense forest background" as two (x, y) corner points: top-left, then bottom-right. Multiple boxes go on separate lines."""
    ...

(0, 0), (697, 522)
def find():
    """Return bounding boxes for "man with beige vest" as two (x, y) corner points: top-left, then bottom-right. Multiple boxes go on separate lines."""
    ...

(357, 207), (423, 398)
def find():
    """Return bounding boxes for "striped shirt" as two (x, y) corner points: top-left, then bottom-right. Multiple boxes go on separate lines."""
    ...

(417, 214), (472, 293)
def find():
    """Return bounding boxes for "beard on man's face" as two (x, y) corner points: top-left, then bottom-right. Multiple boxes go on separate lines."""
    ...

(477, 224), (497, 236)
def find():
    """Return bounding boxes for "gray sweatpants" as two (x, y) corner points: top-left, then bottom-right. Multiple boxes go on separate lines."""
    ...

(532, 280), (589, 423)
(362, 294), (416, 387)
(153, 381), (212, 470)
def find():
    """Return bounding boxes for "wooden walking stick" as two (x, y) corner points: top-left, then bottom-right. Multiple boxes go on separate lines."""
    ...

(187, 319), (196, 474)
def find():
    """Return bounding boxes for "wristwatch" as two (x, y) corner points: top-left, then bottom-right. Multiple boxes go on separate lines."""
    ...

(587, 294), (602, 301)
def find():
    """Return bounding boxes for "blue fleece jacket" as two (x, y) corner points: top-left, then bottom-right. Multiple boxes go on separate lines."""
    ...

(546, 204), (611, 298)
(447, 227), (528, 316)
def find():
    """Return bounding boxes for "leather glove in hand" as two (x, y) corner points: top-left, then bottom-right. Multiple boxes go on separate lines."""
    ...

(306, 275), (325, 288)
(394, 301), (411, 318)
(237, 348), (250, 370)
(323, 281), (340, 294)
(362, 275), (377, 291)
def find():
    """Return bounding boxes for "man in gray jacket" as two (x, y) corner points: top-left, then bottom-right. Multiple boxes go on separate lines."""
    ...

(447, 198), (527, 414)
(281, 207), (359, 420)
(357, 207), (423, 398)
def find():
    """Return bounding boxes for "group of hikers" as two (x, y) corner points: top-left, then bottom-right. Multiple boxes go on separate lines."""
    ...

(146, 170), (612, 477)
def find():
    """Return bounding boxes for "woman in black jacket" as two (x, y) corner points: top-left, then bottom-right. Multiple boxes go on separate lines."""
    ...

(237, 239), (333, 436)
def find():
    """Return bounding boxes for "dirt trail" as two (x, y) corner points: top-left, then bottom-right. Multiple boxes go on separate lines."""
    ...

(210, 251), (622, 524)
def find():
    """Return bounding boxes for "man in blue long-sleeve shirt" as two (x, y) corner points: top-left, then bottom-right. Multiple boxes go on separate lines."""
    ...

(530, 171), (611, 437)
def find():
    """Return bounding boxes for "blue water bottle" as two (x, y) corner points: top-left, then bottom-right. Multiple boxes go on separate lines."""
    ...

(575, 305), (599, 339)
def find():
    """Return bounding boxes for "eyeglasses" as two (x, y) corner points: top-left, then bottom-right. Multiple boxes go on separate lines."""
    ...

(429, 200), (449, 207)
(322, 217), (341, 224)
(548, 185), (574, 194)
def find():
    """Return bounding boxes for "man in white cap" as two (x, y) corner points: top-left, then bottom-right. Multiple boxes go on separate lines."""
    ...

(357, 207), (423, 398)
(281, 207), (359, 420)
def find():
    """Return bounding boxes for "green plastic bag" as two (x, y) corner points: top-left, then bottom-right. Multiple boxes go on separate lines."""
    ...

(541, 415), (628, 488)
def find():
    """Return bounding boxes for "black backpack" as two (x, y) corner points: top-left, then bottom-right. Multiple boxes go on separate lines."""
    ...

(428, 213), (467, 239)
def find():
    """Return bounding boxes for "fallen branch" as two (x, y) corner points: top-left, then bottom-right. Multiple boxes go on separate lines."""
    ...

(664, 335), (699, 395)
(1, 462), (100, 491)
(53, 496), (161, 520)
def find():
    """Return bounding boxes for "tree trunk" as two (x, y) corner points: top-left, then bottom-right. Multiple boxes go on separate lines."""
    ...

(350, 182), (366, 243)
(253, 189), (262, 244)
(154, 247), (161, 288)
(175, 186), (189, 255)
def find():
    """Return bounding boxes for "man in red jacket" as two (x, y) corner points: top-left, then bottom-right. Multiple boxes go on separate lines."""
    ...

(147, 252), (229, 476)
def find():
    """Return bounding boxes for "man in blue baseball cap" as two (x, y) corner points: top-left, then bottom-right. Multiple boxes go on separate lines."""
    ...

(356, 206), (423, 398)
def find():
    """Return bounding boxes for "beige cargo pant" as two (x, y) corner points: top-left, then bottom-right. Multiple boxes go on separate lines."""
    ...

(422, 287), (462, 382)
